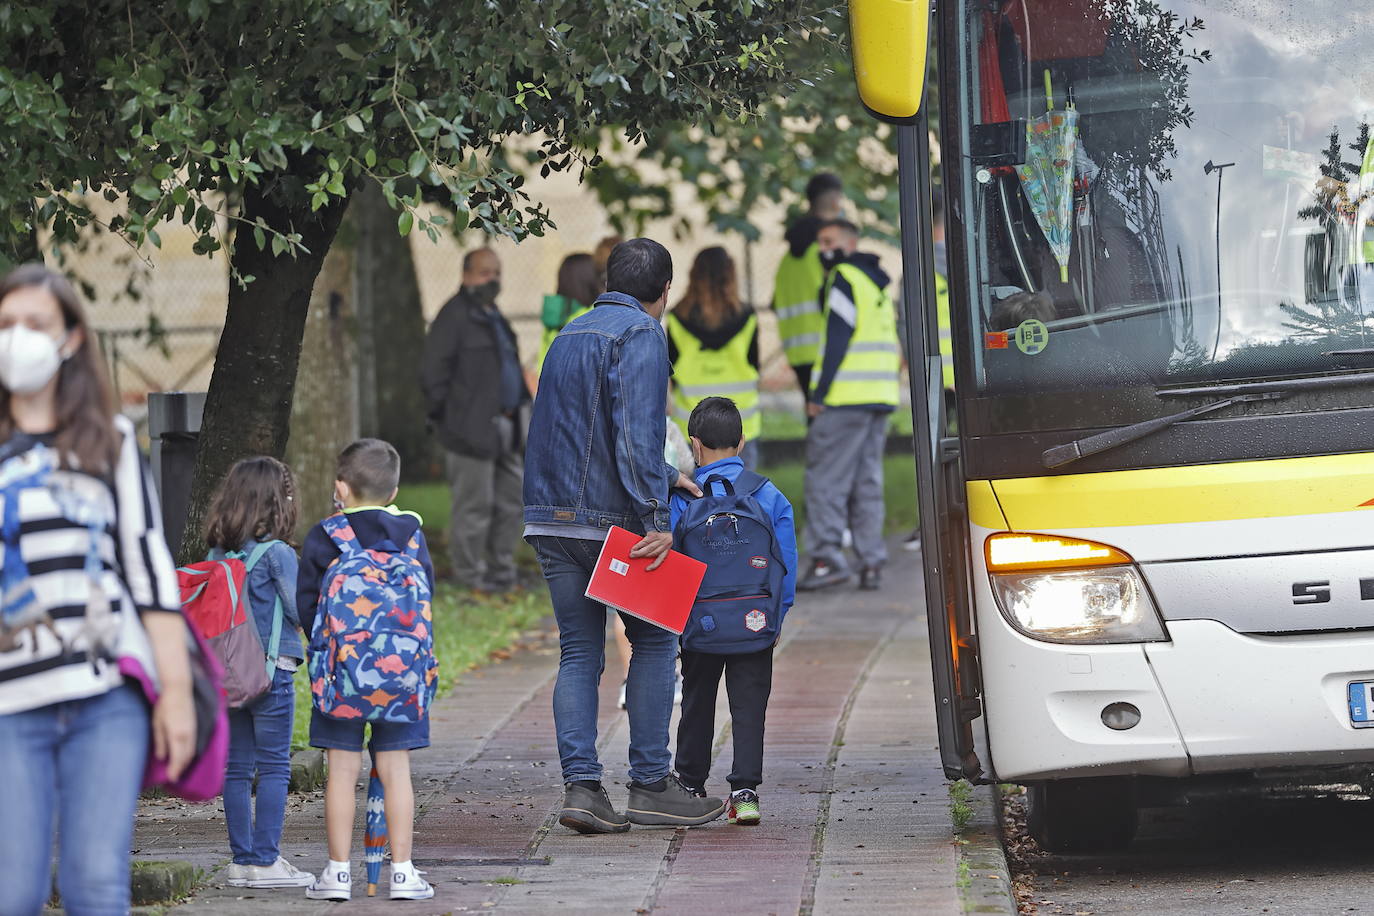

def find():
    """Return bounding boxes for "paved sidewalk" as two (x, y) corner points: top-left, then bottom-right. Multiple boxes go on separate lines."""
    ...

(135, 542), (1011, 914)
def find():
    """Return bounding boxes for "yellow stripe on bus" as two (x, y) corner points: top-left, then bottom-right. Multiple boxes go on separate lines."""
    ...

(980, 452), (1374, 530)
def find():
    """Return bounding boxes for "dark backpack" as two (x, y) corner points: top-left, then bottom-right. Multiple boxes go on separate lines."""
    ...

(673, 470), (787, 654)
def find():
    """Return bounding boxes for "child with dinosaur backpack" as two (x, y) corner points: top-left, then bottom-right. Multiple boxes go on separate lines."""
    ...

(670, 397), (797, 825)
(297, 439), (437, 902)
(199, 456), (313, 890)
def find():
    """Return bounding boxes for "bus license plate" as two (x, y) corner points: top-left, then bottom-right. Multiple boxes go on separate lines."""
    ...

(1348, 682), (1374, 728)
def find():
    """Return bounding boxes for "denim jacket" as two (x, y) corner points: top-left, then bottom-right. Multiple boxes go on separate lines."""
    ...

(523, 291), (677, 536)
(208, 538), (304, 661)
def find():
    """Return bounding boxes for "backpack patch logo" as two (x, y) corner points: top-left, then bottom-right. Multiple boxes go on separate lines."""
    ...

(749, 556), (769, 569)
(745, 610), (767, 632)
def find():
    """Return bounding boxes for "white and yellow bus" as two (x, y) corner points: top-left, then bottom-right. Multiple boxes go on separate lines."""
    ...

(852, 0), (1374, 850)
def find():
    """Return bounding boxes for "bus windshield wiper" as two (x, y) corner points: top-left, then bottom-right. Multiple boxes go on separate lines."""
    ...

(1041, 392), (1284, 469)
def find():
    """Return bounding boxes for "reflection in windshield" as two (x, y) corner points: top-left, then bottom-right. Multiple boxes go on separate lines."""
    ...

(959, 0), (1374, 394)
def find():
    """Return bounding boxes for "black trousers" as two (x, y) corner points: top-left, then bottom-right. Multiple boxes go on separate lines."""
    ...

(674, 647), (774, 792)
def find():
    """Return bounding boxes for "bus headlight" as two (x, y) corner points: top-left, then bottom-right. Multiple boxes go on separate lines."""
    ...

(990, 565), (1167, 644)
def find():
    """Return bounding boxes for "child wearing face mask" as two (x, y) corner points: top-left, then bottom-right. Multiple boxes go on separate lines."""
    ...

(296, 438), (436, 902)
(0, 264), (196, 916)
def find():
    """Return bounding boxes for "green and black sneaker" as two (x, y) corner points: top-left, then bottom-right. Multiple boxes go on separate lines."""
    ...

(727, 789), (761, 826)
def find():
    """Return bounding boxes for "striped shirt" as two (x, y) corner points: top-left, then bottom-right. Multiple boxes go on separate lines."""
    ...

(0, 414), (182, 715)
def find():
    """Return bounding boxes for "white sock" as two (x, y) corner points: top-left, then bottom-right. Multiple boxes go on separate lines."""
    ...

(328, 859), (350, 876)
(392, 860), (418, 880)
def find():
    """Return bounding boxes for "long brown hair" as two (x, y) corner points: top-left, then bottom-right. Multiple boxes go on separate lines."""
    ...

(204, 456), (299, 550)
(0, 264), (119, 473)
(674, 247), (743, 330)
(556, 253), (601, 308)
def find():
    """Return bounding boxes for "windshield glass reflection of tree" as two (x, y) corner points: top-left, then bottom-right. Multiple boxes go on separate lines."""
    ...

(963, 0), (1374, 395)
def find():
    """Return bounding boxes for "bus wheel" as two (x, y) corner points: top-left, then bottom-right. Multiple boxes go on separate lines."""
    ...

(1027, 777), (1138, 853)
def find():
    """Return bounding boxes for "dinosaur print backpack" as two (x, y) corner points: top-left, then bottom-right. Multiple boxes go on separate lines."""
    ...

(308, 513), (437, 722)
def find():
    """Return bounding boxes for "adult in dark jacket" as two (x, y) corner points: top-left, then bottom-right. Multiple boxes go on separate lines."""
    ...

(420, 247), (530, 593)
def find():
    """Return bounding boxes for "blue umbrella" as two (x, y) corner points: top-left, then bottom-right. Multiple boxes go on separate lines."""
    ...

(365, 753), (388, 896)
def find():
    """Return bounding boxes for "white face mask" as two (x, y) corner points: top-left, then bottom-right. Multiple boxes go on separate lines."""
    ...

(0, 324), (68, 395)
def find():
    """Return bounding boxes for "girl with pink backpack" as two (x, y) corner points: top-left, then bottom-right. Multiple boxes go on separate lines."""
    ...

(201, 456), (314, 890)
(0, 265), (196, 916)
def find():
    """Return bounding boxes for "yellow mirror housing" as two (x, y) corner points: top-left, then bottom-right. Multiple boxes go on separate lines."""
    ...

(849, 0), (931, 123)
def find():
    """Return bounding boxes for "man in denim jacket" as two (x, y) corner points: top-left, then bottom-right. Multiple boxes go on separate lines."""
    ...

(524, 238), (725, 833)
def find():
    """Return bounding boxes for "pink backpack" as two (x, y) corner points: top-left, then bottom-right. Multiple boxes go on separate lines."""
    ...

(178, 543), (284, 708)
(119, 620), (230, 802)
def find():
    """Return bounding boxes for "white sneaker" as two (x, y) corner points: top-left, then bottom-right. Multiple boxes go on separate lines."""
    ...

(390, 869), (435, 900)
(224, 863), (249, 887)
(305, 866), (352, 901)
(245, 857), (314, 888)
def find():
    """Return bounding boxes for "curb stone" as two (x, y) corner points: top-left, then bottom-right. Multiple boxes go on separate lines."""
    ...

(957, 784), (1018, 914)
(131, 860), (201, 906)
(288, 747), (326, 793)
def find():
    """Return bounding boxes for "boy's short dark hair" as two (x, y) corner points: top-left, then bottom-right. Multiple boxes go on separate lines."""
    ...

(606, 238), (673, 304)
(806, 172), (843, 204)
(337, 438), (401, 502)
(818, 217), (860, 238)
(688, 397), (744, 450)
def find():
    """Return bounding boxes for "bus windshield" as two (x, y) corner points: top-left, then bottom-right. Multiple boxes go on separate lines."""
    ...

(955, 0), (1374, 397)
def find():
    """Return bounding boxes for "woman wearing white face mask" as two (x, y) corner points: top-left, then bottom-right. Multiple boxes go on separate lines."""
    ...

(0, 264), (195, 916)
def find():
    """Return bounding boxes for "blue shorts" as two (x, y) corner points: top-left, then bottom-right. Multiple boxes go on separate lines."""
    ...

(309, 709), (430, 752)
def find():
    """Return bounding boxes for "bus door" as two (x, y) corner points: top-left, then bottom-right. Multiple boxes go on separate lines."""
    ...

(848, 0), (987, 781)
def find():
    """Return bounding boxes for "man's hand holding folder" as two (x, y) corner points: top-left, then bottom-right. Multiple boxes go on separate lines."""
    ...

(629, 471), (703, 570)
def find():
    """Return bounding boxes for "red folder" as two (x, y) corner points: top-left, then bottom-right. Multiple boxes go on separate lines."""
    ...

(584, 525), (706, 634)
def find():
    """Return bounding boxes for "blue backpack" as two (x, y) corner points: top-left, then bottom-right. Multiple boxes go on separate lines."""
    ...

(674, 470), (787, 654)
(308, 514), (437, 723)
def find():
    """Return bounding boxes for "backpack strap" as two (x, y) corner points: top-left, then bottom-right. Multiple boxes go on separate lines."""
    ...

(323, 513), (362, 556)
(701, 474), (736, 497)
(732, 470), (769, 496)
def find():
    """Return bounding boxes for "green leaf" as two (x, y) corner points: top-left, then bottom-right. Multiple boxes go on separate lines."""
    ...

(151, 163), (172, 180)
(335, 42), (363, 61)
(397, 209), (414, 236)
(364, 148), (377, 168)
(131, 177), (160, 201)
(407, 150), (426, 178)
(345, 114), (364, 133)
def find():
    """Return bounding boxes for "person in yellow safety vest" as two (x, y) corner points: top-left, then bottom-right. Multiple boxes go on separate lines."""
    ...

(536, 253), (601, 377)
(666, 247), (762, 469)
(772, 173), (846, 396)
(798, 219), (900, 594)
(901, 188), (950, 552)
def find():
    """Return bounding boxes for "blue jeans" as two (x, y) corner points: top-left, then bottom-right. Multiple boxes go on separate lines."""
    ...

(0, 682), (149, 916)
(225, 666), (296, 866)
(529, 535), (676, 785)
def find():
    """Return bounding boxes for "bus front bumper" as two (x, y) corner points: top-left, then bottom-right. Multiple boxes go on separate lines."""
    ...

(981, 613), (1374, 782)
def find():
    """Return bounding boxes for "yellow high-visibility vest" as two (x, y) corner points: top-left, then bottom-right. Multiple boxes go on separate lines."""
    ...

(812, 263), (901, 408)
(936, 270), (954, 390)
(772, 243), (825, 368)
(537, 302), (592, 375)
(666, 312), (761, 440)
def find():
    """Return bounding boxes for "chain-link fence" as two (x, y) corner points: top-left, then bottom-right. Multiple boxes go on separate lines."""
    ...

(59, 166), (904, 435)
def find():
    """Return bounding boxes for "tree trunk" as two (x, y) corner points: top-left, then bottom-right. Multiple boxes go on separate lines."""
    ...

(285, 208), (360, 537)
(353, 182), (436, 479)
(178, 181), (349, 561)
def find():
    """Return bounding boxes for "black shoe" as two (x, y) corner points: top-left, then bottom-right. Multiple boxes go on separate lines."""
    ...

(625, 775), (726, 827)
(858, 566), (882, 591)
(560, 782), (631, 834)
(797, 558), (853, 592)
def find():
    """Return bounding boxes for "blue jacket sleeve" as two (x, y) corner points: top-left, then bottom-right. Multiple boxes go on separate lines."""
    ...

(296, 523), (333, 640)
(266, 541), (300, 630)
(769, 486), (798, 618)
(811, 272), (857, 405)
(607, 322), (674, 533)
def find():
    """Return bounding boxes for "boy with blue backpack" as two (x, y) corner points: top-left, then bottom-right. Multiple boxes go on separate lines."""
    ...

(297, 439), (438, 901)
(670, 397), (797, 825)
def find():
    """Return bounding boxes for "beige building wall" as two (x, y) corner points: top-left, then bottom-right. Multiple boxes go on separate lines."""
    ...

(59, 166), (902, 417)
